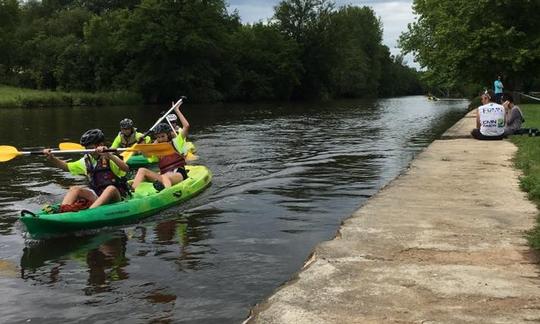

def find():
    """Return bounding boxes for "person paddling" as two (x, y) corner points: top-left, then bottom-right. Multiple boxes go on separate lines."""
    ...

(166, 114), (181, 132)
(110, 118), (150, 149)
(43, 129), (131, 211)
(131, 104), (190, 191)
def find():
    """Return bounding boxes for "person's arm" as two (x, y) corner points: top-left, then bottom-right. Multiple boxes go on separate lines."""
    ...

(476, 108), (480, 129)
(507, 108), (522, 125)
(43, 149), (69, 172)
(174, 104), (190, 140)
(96, 146), (130, 172)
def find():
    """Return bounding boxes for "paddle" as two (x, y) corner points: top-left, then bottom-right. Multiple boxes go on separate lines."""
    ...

(60, 142), (198, 162)
(162, 105), (199, 161)
(137, 96), (186, 144)
(0, 145), (102, 162)
(58, 142), (175, 157)
(117, 97), (186, 161)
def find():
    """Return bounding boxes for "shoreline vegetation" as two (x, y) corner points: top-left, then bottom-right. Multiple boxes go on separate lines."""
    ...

(0, 0), (423, 104)
(0, 85), (142, 108)
(510, 104), (540, 248)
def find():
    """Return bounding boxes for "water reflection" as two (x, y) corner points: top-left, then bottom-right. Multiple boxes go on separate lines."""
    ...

(0, 96), (468, 323)
(20, 231), (128, 290)
(19, 214), (218, 291)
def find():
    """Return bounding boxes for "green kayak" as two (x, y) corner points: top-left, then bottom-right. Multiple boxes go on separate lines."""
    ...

(126, 141), (197, 168)
(126, 154), (159, 168)
(20, 165), (212, 239)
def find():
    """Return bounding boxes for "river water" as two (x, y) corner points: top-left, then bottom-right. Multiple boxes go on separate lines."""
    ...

(0, 96), (467, 323)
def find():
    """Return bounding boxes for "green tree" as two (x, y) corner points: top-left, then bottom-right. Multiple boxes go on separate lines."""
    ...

(85, 0), (240, 102)
(15, 6), (93, 89)
(274, 0), (336, 99)
(228, 23), (301, 101)
(399, 0), (540, 92)
(0, 0), (21, 84)
(329, 6), (383, 97)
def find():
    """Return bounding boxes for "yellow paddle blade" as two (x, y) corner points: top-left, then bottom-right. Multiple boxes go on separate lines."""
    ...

(59, 142), (84, 150)
(186, 152), (198, 161)
(185, 141), (196, 154)
(58, 142), (174, 157)
(129, 143), (176, 157)
(0, 145), (20, 162)
(120, 148), (135, 161)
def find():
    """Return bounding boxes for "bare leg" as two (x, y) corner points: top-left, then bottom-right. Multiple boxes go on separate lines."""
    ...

(90, 185), (121, 208)
(132, 168), (163, 189)
(61, 186), (97, 205)
(162, 172), (184, 188)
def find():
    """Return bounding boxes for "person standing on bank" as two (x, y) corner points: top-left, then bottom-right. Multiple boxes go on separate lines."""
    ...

(471, 90), (506, 140)
(493, 75), (504, 104)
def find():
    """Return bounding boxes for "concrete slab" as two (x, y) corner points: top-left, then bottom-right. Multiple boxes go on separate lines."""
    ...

(247, 112), (540, 323)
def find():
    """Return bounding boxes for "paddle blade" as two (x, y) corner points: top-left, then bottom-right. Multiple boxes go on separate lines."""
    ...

(130, 143), (175, 157)
(121, 149), (135, 161)
(185, 141), (196, 154)
(59, 142), (84, 150)
(186, 152), (198, 161)
(0, 145), (21, 162)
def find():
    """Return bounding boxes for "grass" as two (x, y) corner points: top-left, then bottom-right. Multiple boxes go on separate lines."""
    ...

(0, 85), (143, 108)
(509, 104), (540, 248)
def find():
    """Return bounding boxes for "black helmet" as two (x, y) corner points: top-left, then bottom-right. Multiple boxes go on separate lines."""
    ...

(80, 129), (105, 146)
(153, 123), (172, 134)
(119, 118), (134, 129)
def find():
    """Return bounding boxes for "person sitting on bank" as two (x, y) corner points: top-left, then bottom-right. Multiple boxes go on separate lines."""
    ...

(43, 129), (131, 211)
(471, 90), (506, 140)
(110, 118), (151, 149)
(502, 94), (524, 136)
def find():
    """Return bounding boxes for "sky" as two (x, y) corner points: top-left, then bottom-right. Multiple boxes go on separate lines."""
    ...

(227, 0), (417, 67)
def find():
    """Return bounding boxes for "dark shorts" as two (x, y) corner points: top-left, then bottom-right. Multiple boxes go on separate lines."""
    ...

(471, 129), (505, 140)
(171, 167), (188, 180)
(495, 93), (503, 104)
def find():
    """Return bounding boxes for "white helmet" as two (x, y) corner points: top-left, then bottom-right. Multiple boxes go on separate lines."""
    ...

(166, 114), (177, 122)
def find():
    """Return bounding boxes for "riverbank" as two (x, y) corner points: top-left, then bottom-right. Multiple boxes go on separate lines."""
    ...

(247, 109), (540, 322)
(0, 85), (142, 108)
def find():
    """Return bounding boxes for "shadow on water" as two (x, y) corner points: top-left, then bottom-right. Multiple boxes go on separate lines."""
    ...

(0, 96), (468, 323)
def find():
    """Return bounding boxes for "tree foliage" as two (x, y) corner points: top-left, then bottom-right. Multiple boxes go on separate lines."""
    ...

(0, 0), (423, 102)
(400, 0), (540, 92)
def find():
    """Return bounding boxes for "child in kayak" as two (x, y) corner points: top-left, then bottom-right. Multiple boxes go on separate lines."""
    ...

(166, 114), (181, 132)
(110, 118), (151, 149)
(131, 104), (190, 191)
(43, 129), (131, 210)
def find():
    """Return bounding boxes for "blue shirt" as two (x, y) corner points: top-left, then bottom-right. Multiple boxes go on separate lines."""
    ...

(494, 80), (503, 94)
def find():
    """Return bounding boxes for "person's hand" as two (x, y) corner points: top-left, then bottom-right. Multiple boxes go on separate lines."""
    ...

(95, 146), (110, 157)
(43, 148), (53, 159)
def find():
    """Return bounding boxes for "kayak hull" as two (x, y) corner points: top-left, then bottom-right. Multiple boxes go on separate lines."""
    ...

(20, 165), (211, 239)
